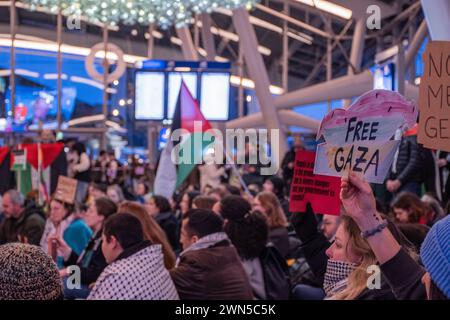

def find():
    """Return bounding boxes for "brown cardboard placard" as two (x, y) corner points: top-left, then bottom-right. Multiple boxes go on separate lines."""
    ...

(54, 176), (78, 204)
(418, 41), (450, 152)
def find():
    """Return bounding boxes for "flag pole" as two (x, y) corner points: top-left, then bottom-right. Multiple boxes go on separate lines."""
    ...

(213, 134), (251, 197)
(224, 148), (252, 197)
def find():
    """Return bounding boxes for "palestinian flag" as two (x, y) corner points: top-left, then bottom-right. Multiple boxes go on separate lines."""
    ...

(10, 143), (66, 202)
(0, 146), (15, 195)
(154, 81), (213, 199)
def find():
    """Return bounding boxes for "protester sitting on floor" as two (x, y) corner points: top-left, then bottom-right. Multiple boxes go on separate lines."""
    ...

(263, 176), (290, 219)
(135, 180), (151, 204)
(220, 195), (291, 300)
(118, 201), (176, 269)
(40, 197), (92, 264)
(289, 210), (341, 300)
(0, 189), (45, 245)
(291, 200), (417, 300)
(87, 183), (108, 205)
(207, 187), (230, 202)
(170, 209), (253, 300)
(320, 214), (341, 242)
(391, 192), (428, 224)
(340, 172), (449, 299)
(0, 243), (63, 300)
(87, 213), (179, 300)
(224, 184), (242, 196)
(396, 223), (430, 253)
(192, 195), (218, 210)
(107, 185), (125, 205)
(421, 193), (446, 226)
(51, 197), (117, 299)
(253, 192), (290, 259)
(145, 195), (180, 252)
(179, 190), (201, 217)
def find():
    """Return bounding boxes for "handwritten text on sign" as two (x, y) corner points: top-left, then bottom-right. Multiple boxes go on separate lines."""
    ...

(289, 151), (341, 216)
(314, 89), (417, 183)
(418, 41), (450, 152)
(315, 140), (400, 184)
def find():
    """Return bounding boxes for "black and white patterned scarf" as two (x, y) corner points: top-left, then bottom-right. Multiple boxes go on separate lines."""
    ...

(323, 259), (358, 297)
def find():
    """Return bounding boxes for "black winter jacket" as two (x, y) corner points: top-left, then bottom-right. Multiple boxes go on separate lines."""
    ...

(380, 248), (427, 300)
(0, 204), (45, 245)
(155, 211), (180, 252)
(64, 230), (107, 286)
(389, 135), (423, 184)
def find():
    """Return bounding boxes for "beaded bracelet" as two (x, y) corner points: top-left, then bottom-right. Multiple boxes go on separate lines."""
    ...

(360, 220), (389, 239)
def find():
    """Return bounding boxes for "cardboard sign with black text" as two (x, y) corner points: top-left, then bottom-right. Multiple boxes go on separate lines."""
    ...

(418, 41), (450, 152)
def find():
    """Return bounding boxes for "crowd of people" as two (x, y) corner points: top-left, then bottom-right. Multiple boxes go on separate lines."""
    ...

(0, 133), (449, 301)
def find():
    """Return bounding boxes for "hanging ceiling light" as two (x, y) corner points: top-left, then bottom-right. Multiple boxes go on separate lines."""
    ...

(22, 0), (260, 29)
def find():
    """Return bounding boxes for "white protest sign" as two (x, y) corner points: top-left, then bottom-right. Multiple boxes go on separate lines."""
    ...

(315, 140), (400, 184)
(314, 89), (417, 184)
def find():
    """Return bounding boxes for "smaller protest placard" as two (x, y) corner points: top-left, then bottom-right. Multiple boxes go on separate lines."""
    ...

(289, 150), (341, 216)
(418, 41), (450, 152)
(12, 150), (26, 171)
(54, 176), (78, 204)
(314, 89), (417, 184)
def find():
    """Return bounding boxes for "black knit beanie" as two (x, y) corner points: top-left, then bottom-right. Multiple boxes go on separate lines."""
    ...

(0, 243), (63, 300)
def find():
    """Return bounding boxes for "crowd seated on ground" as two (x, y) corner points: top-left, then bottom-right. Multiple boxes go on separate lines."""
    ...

(0, 144), (449, 300)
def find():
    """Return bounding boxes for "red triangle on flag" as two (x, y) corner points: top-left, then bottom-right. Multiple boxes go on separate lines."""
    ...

(41, 143), (65, 169)
(0, 146), (9, 166)
(180, 81), (212, 133)
(24, 144), (38, 169)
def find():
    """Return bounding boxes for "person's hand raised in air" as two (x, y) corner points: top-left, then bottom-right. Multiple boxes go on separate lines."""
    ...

(340, 172), (377, 225)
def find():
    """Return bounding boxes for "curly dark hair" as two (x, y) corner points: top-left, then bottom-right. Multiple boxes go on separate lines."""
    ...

(220, 196), (269, 259)
(224, 210), (269, 260)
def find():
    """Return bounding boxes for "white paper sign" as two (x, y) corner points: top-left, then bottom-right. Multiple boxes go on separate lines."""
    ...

(314, 89), (417, 184)
(314, 140), (400, 184)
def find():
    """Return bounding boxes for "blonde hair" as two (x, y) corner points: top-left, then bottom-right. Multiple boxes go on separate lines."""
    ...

(118, 201), (176, 270)
(256, 192), (288, 229)
(331, 215), (377, 300)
